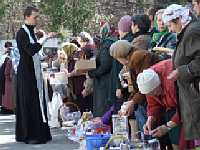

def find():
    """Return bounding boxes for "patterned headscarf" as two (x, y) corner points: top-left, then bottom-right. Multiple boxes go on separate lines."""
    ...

(162, 4), (191, 25)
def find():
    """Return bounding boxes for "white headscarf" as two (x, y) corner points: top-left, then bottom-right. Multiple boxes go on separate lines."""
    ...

(162, 4), (191, 25)
(79, 31), (94, 45)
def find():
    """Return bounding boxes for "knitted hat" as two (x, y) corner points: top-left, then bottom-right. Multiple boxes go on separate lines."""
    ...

(110, 40), (133, 59)
(118, 15), (132, 32)
(137, 69), (161, 94)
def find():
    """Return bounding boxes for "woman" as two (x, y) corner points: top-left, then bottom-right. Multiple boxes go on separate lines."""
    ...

(131, 14), (151, 50)
(151, 9), (177, 50)
(53, 50), (68, 72)
(193, 0), (200, 19)
(146, 7), (159, 35)
(163, 4), (200, 149)
(110, 40), (159, 131)
(2, 56), (13, 112)
(1, 42), (14, 113)
(88, 32), (116, 117)
(68, 32), (94, 112)
(109, 15), (133, 109)
(136, 60), (180, 150)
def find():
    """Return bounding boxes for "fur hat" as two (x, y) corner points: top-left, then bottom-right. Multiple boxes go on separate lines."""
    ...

(118, 15), (132, 32)
(137, 69), (161, 94)
(110, 40), (133, 59)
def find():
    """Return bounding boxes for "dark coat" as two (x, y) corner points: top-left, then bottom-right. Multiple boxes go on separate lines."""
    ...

(88, 37), (115, 117)
(0, 58), (7, 105)
(107, 33), (134, 105)
(154, 32), (177, 50)
(173, 21), (200, 140)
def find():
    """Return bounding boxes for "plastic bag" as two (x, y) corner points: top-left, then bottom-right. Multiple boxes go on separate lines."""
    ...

(48, 92), (63, 127)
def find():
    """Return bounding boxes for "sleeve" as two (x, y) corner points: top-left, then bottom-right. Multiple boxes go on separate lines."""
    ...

(165, 33), (177, 50)
(101, 105), (114, 125)
(88, 48), (112, 78)
(178, 30), (200, 81)
(16, 29), (42, 56)
(132, 92), (146, 104)
(4, 59), (12, 81)
(146, 95), (163, 119)
(171, 110), (180, 124)
(84, 76), (93, 95)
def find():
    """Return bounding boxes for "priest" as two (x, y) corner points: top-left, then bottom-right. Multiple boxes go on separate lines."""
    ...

(15, 5), (54, 144)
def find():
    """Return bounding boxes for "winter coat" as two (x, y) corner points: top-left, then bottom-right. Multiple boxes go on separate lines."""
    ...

(88, 37), (115, 116)
(173, 21), (200, 140)
(152, 32), (177, 50)
(2, 58), (13, 110)
(146, 59), (179, 123)
(132, 34), (151, 50)
(0, 58), (6, 105)
(127, 49), (160, 105)
(107, 32), (134, 105)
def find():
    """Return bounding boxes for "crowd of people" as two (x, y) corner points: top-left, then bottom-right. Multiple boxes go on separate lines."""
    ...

(1, 1), (200, 149)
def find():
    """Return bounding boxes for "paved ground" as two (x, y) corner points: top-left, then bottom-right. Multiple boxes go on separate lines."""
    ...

(0, 114), (80, 150)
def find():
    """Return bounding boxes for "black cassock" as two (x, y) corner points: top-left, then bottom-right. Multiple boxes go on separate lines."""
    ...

(15, 24), (51, 144)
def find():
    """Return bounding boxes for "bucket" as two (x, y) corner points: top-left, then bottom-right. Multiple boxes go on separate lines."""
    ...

(86, 134), (111, 150)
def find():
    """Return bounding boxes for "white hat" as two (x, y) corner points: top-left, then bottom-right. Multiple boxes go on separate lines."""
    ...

(162, 4), (191, 24)
(136, 69), (161, 94)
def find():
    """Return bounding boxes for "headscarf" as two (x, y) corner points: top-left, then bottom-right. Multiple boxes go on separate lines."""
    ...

(151, 28), (169, 47)
(62, 42), (78, 57)
(79, 32), (94, 45)
(162, 4), (192, 25)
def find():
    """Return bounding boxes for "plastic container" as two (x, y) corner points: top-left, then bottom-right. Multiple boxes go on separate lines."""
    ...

(112, 115), (129, 139)
(86, 134), (111, 150)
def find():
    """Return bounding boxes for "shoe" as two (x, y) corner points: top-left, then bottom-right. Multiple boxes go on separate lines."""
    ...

(25, 140), (47, 144)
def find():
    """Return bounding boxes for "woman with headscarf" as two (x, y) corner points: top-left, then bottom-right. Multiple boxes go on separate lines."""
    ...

(88, 27), (116, 117)
(108, 15), (134, 110)
(163, 4), (200, 149)
(136, 60), (181, 150)
(151, 9), (177, 50)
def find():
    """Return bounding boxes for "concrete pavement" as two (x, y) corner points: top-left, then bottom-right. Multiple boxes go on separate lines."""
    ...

(0, 114), (80, 150)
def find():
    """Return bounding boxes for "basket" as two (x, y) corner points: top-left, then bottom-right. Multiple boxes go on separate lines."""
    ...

(58, 101), (80, 127)
(63, 101), (80, 112)
(86, 134), (111, 150)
